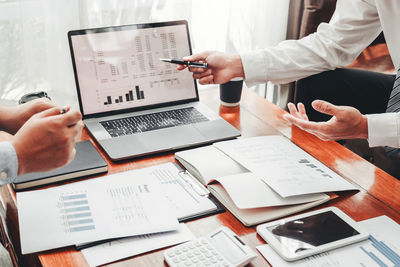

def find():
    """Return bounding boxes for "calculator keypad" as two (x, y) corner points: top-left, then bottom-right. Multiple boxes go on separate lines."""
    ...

(164, 238), (231, 267)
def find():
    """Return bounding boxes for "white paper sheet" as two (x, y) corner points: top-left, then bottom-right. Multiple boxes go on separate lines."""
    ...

(257, 215), (400, 266)
(215, 173), (327, 209)
(74, 163), (217, 221)
(214, 136), (357, 197)
(18, 170), (180, 254)
(175, 145), (248, 185)
(82, 223), (195, 267)
(146, 163), (217, 220)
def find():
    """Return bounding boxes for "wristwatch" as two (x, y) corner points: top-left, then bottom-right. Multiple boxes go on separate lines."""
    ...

(18, 91), (51, 104)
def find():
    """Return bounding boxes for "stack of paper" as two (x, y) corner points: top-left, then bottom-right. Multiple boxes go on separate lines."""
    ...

(82, 223), (195, 267)
(214, 136), (357, 197)
(17, 163), (214, 255)
(18, 173), (179, 254)
(175, 135), (357, 226)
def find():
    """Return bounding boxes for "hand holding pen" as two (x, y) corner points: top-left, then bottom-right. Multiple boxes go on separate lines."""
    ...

(171, 51), (245, 85)
(160, 58), (208, 69)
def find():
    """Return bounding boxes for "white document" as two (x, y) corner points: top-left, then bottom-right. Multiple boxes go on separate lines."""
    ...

(18, 172), (179, 254)
(75, 163), (217, 221)
(257, 215), (400, 267)
(214, 173), (328, 209)
(214, 136), (357, 197)
(145, 163), (217, 220)
(82, 223), (195, 267)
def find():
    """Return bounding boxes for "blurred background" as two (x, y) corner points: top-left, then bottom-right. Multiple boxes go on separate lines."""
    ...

(0, 0), (290, 108)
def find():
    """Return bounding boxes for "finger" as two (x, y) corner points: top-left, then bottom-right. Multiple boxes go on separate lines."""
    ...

(60, 110), (82, 126)
(176, 64), (187, 70)
(287, 102), (298, 116)
(29, 98), (54, 111)
(287, 103), (306, 120)
(67, 147), (77, 163)
(193, 69), (212, 80)
(188, 66), (205, 73)
(35, 106), (64, 118)
(283, 114), (325, 132)
(297, 103), (309, 120)
(183, 51), (210, 62)
(199, 75), (214, 85)
(312, 100), (340, 117)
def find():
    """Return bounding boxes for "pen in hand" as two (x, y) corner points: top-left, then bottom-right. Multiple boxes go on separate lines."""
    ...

(160, 58), (208, 69)
(59, 107), (70, 115)
(59, 106), (78, 128)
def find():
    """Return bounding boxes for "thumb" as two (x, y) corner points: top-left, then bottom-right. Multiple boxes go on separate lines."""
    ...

(183, 51), (210, 62)
(311, 100), (341, 117)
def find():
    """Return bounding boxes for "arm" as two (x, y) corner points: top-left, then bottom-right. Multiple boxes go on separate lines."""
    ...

(0, 98), (55, 134)
(11, 107), (83, 176)
(283, 102), (400, 148)
(241, 0), (382, 84)
(0, 142), (18, 185)
(366, 113), (400, 148)
(182, 0), (382, 85)
(0, 107), (83, 185)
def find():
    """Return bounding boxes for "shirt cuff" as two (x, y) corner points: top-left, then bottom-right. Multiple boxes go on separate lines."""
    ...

(240, 51), (268, 84)
(367, 113), (400, 147)
(0, 142), (18, 185)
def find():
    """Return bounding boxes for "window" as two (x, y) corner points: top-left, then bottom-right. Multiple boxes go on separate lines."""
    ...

(0, 0), (289, 107)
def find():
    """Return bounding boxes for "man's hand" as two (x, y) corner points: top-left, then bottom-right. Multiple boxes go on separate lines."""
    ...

(177, 51), (245, 84)
(11, 107), (83, 175)
(283, 100), (368, 141)
(0, 98), (55, 134)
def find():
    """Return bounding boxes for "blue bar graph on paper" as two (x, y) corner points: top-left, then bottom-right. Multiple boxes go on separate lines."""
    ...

(66, 212), (92, 219)
(360, 235), (400, 267)
(360, 247), (387, 267)
(70, 225), (96, 232)
(61, 194), (87, 201)
(63, 200), (89, 206)
(67, 218), (94, 226)
(60, 193), (96, 233)
(63, 206), (90, 213)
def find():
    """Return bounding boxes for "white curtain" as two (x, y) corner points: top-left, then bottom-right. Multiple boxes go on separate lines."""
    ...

(0, 0), (289, 108)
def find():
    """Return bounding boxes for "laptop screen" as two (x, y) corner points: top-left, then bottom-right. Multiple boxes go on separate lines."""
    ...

(68, 21), (198, 117)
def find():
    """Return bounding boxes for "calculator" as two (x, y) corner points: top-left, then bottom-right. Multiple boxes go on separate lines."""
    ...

(164, 226), (257, 267)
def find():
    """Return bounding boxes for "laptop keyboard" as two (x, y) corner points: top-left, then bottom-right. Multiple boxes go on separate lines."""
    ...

(100, 107), (209, 137)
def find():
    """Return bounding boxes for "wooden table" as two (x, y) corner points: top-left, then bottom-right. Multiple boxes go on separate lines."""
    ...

(2, 87), (400, 267)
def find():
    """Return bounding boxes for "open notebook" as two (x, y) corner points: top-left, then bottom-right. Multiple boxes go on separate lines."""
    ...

(175, 135), (357, 226)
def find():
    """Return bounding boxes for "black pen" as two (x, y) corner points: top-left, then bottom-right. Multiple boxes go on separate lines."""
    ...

(160, 58), (208, 69)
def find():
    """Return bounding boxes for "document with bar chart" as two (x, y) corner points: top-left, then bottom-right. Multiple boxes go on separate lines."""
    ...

(17, 175), (179, 254)
(70, 24), (197, 115)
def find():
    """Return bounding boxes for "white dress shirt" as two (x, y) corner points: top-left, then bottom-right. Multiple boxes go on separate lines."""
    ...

(0, 142), (18, 185)
(240, 0), (400, 148)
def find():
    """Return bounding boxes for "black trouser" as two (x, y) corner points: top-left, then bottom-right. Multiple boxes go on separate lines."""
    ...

(294, 68), (400, 178)
(294, 68), (395, 122)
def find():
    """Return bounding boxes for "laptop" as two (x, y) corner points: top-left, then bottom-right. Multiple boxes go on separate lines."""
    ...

(68, 20), (240, 161)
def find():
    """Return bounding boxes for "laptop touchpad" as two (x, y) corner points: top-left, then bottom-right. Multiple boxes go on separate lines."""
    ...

(137, 125), (206, 150)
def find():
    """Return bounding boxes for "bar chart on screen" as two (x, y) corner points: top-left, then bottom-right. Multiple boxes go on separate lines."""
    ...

(102, 85), (145, 106)
(72, 24), (197, 115)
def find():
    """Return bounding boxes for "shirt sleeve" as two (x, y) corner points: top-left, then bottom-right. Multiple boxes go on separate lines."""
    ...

(367, 113), (400, 147)
(0, 142), (18, 185)
(240, 0), (382, 84)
